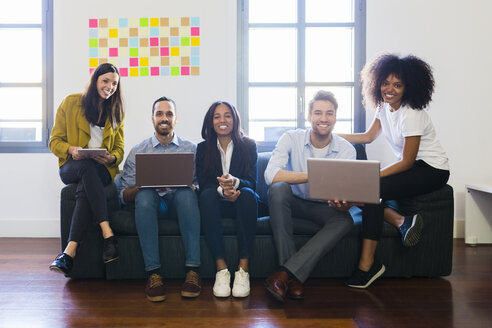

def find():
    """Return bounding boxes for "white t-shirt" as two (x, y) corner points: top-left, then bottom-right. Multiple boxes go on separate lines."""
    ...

(375, 103), (449, 170)
(88, 124), (104, 149)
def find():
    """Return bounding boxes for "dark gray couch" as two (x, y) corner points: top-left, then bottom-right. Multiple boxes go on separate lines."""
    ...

(59, 151), (454, 280)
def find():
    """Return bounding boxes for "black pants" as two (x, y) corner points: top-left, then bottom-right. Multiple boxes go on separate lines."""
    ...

(362, 160), (450, 241)
(59, 159), (112, 243)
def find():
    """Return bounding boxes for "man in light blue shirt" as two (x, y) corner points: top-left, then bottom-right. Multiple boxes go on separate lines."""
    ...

(264, 90), (357, 302)
(118, 96), (201, 302)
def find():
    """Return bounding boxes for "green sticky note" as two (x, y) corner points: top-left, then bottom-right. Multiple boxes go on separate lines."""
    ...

(181, 37), (190, 46)
(89, 38), (98, 48)
(171, 67), (180, 76)
(140, 18), (149, 27)
(140, 67), (149, 76)
(129, 48), (139, 57)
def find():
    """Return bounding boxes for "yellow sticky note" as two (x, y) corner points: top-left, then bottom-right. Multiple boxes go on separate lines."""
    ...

(109, 29), (118, 38)
(191, 37), (200, 46)
(140, 57), (149, 66)
(130, 67), (139, 77)
(170, 47), (180, 56)
(150, 18), (159, 27)
(89, 58), (98, 68)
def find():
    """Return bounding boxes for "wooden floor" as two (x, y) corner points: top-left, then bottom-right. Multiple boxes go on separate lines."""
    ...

(1, 239), (491, 328)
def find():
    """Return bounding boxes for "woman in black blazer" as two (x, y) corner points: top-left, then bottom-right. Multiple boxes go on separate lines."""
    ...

(196, 101), (258, 298)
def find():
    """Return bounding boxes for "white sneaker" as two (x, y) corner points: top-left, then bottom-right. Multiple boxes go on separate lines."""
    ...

(213, 268), (231, 297)
(232, 267), (250, 298)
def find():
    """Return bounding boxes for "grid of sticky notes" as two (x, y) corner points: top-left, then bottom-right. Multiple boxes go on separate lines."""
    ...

(88, 17), (200, 77)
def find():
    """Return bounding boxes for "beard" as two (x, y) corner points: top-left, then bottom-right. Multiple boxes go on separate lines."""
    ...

(154, 121), (173, 136)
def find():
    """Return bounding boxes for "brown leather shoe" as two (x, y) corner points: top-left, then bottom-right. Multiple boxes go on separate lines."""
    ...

(181, 270), (201, 298)
(145, 273), (166, 302)
(264, 271), (288, 302)
(287, 278), (305, 299)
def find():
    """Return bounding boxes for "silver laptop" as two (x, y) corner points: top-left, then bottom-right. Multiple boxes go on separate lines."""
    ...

(136, 153), (194, 188)
(307, 158), (380, 204)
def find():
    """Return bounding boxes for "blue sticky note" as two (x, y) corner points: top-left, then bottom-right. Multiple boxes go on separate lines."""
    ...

(191, 57), (199, 66)
(191, 17), (200, 26)
(119, 18), (128, 27)
(150, 27), (159, 37)
(191, 47), (200, 56)
(129, 37), (139, 47)
(170, 37), (180, 47)
(89, 48), (98, 58)
(160, 66), (170, 76)
(89, 28), (98, 38)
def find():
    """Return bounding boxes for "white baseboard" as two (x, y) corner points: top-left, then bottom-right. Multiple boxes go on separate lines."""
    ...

(0, 218), (60, 237)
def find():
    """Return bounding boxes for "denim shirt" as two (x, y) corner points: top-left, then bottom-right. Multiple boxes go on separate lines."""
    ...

(264, 129), (356, 200)
(118, 133), (197, 205)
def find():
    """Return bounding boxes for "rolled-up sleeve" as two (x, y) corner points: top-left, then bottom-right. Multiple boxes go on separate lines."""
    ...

(264, 133), (292, 186)
(118, 147), (137, 204)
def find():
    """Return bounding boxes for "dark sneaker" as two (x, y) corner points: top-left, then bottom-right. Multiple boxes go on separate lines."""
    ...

(145, 273), (166, 302)
(49, 253), (73, 274)
(346, 261), (386, 289)
(102, 236), (119, 263)
(399, 214), (423, 247)
(181, 270), (202, 298)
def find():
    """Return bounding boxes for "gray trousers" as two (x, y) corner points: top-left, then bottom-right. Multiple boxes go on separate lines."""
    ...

(268, 182), (353, 283)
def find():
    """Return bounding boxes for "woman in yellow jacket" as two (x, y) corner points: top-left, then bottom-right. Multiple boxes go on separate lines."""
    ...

(49, 63), (125, 275)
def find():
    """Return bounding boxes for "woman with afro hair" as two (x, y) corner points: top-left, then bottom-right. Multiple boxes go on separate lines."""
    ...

(338, 54), (449, 288)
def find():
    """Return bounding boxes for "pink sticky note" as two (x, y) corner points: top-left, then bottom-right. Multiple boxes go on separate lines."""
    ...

(89, 19), (98, 28)
(181, 67), (190, 75)
(150, 37), (159, 46)
(151, 67), (160, 76)
(191, 27), (200, 36)
(109, 48), (118, 57)
(89, 68), (95, 74)
(119, 68), (128, 77)
(160, 47), (169, 56)
(130, 58), (139, 67)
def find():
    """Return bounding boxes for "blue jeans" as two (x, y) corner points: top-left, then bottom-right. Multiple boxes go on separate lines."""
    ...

(134, 188), (201, 272)
(199, 187), (258, 260)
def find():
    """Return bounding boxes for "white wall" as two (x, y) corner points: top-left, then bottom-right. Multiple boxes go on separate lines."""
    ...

(1, 0), (490, 237)
(365, 0), (492, 237)
(0, 0), (237, 237)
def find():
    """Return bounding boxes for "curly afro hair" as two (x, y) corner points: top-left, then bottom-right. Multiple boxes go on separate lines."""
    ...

(361, 54), (435, 110)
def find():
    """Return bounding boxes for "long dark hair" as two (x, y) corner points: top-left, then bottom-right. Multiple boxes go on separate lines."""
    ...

(82, 63), (124, 128)
(361, 53), (435, 110)
(201, 101), (250, 177)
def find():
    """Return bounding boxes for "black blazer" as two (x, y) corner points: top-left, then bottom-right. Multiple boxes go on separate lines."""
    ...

(195, 137), (258, 192)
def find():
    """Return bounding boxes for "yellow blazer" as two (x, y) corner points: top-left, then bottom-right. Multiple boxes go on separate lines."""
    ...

(49, 93), (124, 179)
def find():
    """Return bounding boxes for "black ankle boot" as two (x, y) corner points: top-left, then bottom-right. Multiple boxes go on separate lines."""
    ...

(50, 253), (73, 274)
(103, 236), (119, 263)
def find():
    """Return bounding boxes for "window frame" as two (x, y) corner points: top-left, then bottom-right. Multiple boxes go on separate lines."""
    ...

(237, 0), (366, 152)
(0, 0), (53, 153)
